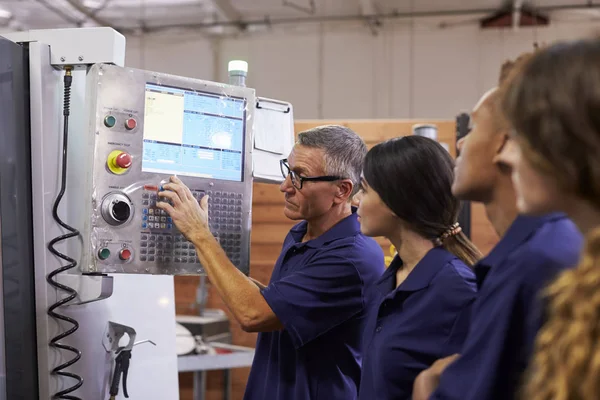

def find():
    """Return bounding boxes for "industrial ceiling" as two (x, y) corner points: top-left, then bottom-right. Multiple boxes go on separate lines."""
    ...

(0, 0), (598, 34)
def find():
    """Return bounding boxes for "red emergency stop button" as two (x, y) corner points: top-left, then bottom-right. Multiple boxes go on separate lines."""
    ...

(125, 118), (137, 130)
(115, 152), (132, 169)
(119, 248), (132, 261)
(107, 150), (132, 174)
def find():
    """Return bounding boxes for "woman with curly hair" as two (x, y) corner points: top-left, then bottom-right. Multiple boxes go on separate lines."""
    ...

(500, 36), (600, 400)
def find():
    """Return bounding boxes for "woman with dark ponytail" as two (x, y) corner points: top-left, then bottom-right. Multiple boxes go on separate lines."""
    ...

(499, 36), (600, 400)
(356, 135), (481, 400)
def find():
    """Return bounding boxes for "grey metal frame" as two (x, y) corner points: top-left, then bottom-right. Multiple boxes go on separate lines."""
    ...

(0, 37), (39, 400)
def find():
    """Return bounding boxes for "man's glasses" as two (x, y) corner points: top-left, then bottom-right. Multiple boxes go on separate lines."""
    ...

(279, 159), (345, 190)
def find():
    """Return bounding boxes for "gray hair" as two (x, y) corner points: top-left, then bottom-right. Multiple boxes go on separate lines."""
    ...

(297, 125), (367, 196)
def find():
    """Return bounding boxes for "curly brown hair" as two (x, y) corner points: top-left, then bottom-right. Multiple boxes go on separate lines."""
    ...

(502, 37), (600, 400)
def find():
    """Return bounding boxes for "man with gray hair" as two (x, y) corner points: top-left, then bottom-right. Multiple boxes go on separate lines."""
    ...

(158, 125), (384, 400)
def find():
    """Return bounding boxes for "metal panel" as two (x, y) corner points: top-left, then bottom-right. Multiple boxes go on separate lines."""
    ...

(0, 37), (39, 400)
(80, 64), (256, 275)
(27, 41), (179, 400)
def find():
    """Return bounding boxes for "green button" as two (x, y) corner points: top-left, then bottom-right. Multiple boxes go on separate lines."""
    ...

(98, 248), (111, 260)
(104, 115), (116, 128)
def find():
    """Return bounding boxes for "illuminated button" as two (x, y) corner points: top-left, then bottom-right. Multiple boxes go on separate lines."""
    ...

(143, 208), (148, 214)
(119, 248), (132, 261)
(104, 115), (116, 128)
(98, 248), (110, 260)
(142, 222), (147, 229)
(142, 215), (148, 221)
(124, 118), (137, 130)
(144, 185), (158, 191)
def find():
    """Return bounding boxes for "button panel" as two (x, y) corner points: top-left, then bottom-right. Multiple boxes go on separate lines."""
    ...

(138, 189), (244, 267)
(87, 64), (253, 276)
(101, 111), (139, 133)
(140, 189), (173, 230)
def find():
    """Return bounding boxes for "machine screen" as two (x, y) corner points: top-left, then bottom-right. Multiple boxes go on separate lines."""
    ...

(141, 83), (246, 182)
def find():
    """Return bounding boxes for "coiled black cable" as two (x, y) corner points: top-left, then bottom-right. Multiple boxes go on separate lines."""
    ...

(46, 67), (84, 399)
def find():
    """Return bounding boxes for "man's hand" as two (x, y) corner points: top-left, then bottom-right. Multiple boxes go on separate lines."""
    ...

(412, 354), (460, 400)
(156, 175), (211, 241)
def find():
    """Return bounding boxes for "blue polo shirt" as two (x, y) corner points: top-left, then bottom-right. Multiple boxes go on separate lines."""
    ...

(431, 214), (583, 400)
(359, 248), (477, 400)
(244, 210), (384, 400)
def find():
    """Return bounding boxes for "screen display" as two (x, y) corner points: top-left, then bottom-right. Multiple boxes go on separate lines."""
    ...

(141, 83), (246, 182)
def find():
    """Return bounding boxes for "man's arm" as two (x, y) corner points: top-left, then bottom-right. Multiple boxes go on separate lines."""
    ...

(157, 176), (282, 333)
(250, 278), (267, 290)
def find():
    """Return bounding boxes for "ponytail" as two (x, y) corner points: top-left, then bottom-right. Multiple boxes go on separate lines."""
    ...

(522, 226), (600, 400)
(442, 231), (482, 267)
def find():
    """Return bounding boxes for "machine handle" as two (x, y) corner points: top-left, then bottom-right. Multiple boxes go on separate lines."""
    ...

(256, 100), (290, 113)
(109, 349), (132, 399)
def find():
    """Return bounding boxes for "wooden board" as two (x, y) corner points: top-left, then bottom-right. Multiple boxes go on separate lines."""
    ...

(176, 119), (498, 400)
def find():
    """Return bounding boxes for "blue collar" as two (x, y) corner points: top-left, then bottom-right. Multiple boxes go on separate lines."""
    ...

(289, 207), (361, 248)
(378, 247), (457, 293)
(478, 213), (566, 269)
(474, 213), (567, 286)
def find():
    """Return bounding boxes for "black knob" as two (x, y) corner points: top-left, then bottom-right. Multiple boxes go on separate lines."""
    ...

(111, 200), (131, 222)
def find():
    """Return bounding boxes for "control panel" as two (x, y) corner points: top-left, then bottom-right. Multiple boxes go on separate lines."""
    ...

(79, 64), (255, 275)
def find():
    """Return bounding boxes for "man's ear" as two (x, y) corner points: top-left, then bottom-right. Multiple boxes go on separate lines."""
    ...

(333, 179), (354, 205)
(491, 132), (510, 166)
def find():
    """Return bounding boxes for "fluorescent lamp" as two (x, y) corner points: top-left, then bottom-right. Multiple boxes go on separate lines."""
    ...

(0, 7), (12, 20)
(83, 0), (103, 9)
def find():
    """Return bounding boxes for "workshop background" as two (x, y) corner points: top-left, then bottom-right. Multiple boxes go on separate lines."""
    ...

(0, 1), (597, 399)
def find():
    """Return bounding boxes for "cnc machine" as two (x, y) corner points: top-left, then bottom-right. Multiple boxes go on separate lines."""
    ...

(0, 27), (294, 400)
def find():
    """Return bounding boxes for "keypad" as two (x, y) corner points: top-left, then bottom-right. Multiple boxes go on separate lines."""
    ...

(139, 188), (244, 266)
(207, 191), (244, 266)
(138, 232), (201, 264)
(140, 189), (175, 230)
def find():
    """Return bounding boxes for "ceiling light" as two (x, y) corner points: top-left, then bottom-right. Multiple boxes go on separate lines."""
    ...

(83, 0), (103, 9)
(0, 7), (12, 20)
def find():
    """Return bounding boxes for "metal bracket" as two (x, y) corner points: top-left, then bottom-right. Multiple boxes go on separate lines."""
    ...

(55, 274), (113, 305)
(102, 321), (157, 354)
(103, 321), (137, 354)
(1, 27), (126, 67)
